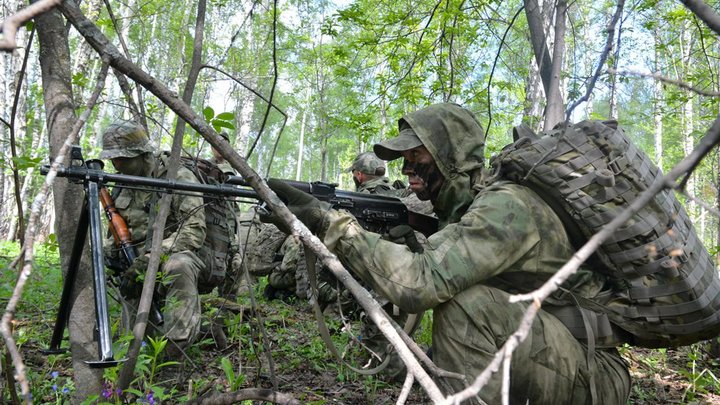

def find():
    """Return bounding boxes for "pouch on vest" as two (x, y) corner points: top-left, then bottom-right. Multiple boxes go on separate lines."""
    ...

(488, 120), (720, 348)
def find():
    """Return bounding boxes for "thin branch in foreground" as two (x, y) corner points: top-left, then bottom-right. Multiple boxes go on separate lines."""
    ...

(0, 58), (109, 401)
(443, 113), (720, 403)
(0, 0), (60, 51)
(608, 68), (720, 97)
(59, 1), (446, 401)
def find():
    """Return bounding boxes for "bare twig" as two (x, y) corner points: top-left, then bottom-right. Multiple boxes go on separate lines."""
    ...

(185, 387), (301, 405)
(0, 56), (109, 401)
(608, 68), (720, 97)
(443, 113), (720, 403)
(565, 0), (625, 119)
(0, 0), (60, 51)
(58, 0), (446, 400)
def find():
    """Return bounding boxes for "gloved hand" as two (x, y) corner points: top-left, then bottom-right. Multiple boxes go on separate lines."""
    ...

(383, 224), (424, 253)
(260, 179), (331, 234)
(121, 254), (149, 299)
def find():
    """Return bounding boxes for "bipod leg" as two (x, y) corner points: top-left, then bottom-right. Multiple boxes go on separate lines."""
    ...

(41, 195), (90, 355)
(85, 180), (121, 368)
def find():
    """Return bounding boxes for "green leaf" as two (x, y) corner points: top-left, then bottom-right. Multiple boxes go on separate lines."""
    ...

(220, 357), (235, 381)
(203, 106), (215, 122)
(216, 112), (235, 120)
(212, 119), (235, 130)
(12, 156), (42, 170)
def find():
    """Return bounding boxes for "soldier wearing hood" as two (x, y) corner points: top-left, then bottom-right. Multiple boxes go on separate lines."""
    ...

(263, 103), (630, 404)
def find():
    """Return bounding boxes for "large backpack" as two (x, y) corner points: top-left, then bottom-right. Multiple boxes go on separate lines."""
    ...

(176, 155), (235, 293)
(488, 119), (720, 348)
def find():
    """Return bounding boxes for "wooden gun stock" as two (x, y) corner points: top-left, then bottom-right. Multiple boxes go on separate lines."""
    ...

(98, 186), (137, 263)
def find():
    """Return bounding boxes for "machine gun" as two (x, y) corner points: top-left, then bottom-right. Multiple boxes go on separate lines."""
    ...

(40, 146), (438, 366)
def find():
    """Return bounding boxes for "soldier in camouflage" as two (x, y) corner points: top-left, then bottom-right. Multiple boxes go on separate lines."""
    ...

(262, 103), (630, 404)
(210, 132), (253, 300)
(347, 151), (398, 195)
(101, 120), (207, 354)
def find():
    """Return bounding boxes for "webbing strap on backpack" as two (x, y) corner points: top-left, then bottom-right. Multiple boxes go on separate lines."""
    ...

(490, 120), (720, 348)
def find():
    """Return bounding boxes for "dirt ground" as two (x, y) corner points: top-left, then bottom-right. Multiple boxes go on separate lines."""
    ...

(20, 293), (720, 404)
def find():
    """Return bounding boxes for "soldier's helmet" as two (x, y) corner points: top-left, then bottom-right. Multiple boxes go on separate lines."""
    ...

(346, 151), (386, 176)
(99, 120), (154, 159)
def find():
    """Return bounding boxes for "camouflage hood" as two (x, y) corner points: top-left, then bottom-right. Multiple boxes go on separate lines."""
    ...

(398, 103), (486, 225)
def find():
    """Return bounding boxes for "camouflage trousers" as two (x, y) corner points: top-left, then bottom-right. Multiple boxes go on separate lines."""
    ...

(123, 251), (204, 347)
(433, 284), (630, 404)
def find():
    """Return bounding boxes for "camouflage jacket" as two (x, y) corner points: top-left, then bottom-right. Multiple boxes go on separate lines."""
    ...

(320, 103), (605, 313)
(111, 153), (206, 256)
(357, 176), (398, 195)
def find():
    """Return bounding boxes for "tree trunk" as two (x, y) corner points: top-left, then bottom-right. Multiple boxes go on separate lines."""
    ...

(608, 8), (623, 120)
(525, 0), (567, 129)
(295, 90), (310, 181)
(680, 20), (696, 216)
(653, 26), (664, 169)
(35, 6), (103, 400)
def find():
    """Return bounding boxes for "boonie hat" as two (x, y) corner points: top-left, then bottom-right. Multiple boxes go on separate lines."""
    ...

(346, 152), (386, 176)
(373, 127), (423, 161)
(99, 120), (153, 159)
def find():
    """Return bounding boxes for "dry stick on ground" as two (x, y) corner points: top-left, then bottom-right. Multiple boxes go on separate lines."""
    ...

(0, 0), (60, 51)
(442, 114), (720, 405)
(0, 58), (109, 401)
(59, 0), (445, 402)
(185, 388), (301, 405)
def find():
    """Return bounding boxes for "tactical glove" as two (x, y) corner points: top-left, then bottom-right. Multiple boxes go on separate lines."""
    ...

(260, 179), (331, 235)
(383, 224), (424, 253)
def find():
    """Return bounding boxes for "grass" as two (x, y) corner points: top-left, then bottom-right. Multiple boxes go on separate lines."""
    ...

(0, 240), (719, 403)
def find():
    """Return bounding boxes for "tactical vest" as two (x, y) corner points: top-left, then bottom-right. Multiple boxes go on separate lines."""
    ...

(174, 155), (235, 293)
(487, 119), (720, 348)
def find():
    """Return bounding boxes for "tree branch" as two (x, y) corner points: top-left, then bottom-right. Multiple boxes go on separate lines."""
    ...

(59, 0), (445, 401)
(443, 113), (720, 403)
(565, 0), (625, 120)
(0, 0), (60, 51)
(681, 0), (720, 35)
(0, 56), (109, 401)
(608, 68), (720, 97)
(186, 387), (301, 405)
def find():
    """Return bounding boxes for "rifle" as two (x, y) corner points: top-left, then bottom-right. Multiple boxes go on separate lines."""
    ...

(40, 146), (438, 364)
(42, 156), (439, 238)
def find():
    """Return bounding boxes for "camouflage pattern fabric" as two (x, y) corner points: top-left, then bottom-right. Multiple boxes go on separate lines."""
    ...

(210, 158), (253, 300)
(319, 103), (630, 403)
(356, 176), (399, 196)
(347, 151), (386, 175)
(104, 152), (207, 346)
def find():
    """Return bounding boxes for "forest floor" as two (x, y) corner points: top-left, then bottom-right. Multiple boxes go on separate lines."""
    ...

(3, 242), (720, 404)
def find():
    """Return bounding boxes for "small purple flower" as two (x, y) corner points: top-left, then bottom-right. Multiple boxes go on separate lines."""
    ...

(141, 340), (147, 348)
(147, 391), (155, 405)
(52, 384), (58, 392)
(62, 387), (70, 394)
(102, 388), (112, 399)
(51, 371), (59, 379)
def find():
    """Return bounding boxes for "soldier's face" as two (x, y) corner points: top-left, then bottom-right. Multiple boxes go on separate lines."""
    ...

(111, 155), (146, 176)
(400, 146), (444, 202)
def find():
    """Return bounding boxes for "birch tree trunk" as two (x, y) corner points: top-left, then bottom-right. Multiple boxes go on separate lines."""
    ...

(525, 0), (567, 129)
(653, 26), (664, 169)
(35, 6), (103, 400)
(680, 19), (696, 217)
